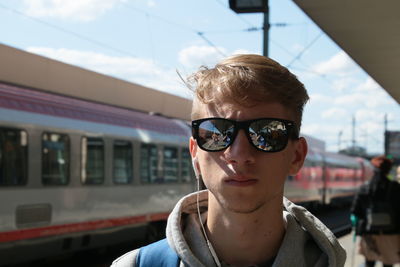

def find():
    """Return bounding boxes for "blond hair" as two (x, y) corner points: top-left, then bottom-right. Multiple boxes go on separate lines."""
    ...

(187, 54), (309, 132)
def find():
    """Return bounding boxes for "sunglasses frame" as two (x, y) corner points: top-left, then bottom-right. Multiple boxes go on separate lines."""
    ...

(192, 117), (298, 153)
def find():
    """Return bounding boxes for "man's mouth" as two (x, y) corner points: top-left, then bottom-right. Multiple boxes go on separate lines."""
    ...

(224, 176), (258, 186)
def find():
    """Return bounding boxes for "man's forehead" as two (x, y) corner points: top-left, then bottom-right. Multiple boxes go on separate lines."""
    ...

(196, 100), (293, 121)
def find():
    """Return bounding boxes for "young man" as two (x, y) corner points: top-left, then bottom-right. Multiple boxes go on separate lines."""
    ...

(112, 54), (346, 267)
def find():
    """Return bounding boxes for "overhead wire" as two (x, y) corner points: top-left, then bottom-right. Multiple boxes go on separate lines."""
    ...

(0, 1), (228, 59)
(119, 2), (196, 33)
(213, 0), (333, 84)
(280, 31), (336, 85)
(1, 0), (296, 61)
(0, 3), (137, 58)
(2, 1), (333, 85)
(270, 38), (332, 82)
(286, 32), (323, 68)
(120, 2), (227, 57)
(197, 32), (227, 57)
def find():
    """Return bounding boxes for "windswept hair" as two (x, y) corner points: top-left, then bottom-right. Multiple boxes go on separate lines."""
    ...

(186, 54), (309, 132)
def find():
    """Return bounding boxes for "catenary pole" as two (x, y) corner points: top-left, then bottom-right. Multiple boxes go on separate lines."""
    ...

(263, 2), (269, 57)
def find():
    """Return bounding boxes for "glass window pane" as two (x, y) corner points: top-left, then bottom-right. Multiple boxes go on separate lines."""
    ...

(42, 133), (69, 185)
(140, 144), (158, 183)
(113, 140), (133, 184)
(164, 147), (178, 182)
(0, 128), (28, 186)
(181, 148), (192, 182)
(81, 137), (104, 185)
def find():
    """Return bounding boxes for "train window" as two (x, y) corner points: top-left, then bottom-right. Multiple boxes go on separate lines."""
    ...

(181, 148), (192, 182)
(0, 128), (28, 186)
(113, 140), (133, 184)
(42, 133), (70, 185)
(163, 146), (178, 182)
(81, 137), (104, 185)
(140, 144), (158, 183)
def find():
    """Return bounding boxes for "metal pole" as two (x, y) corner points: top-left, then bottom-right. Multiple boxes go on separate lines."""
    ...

(338, 130), (343, 152)
(352, 116), (356, 149)
(384, 113), (388, 155)
(263, 1), (269, 57)
(384, 113), (388, 132)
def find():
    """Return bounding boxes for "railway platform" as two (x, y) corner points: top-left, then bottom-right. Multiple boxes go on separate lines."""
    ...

(339, 232), (400, 267)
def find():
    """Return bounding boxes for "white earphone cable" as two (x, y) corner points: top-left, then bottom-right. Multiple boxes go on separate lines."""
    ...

(196, 172), (221, 267)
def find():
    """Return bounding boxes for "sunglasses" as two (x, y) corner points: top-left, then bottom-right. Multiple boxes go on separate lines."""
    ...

(192, 117), (298, 152)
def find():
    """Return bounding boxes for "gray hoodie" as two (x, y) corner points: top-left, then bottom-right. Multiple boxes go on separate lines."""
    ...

(111, 190), (346, 267)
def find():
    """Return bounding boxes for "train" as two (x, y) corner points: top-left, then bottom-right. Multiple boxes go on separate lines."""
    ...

(0, 82), (374, 265)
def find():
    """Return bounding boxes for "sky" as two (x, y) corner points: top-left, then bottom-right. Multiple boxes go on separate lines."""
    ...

(1, 0), (399, 154)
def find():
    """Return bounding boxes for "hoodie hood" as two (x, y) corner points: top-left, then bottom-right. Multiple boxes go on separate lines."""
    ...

(166, 190), (346, 267)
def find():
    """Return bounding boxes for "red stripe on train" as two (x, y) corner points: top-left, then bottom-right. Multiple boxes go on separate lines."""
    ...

(0, 212), (170, 243)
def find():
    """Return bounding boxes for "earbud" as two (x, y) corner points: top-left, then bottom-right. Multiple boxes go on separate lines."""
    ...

(192, 157), (200, 180)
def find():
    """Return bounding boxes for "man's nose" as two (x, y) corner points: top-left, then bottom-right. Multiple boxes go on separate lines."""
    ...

(224, 130), (256, 164)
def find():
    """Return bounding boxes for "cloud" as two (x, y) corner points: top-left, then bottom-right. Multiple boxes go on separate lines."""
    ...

(302, 122), (343, 138)
(27, 47), (191, 98)
(308, 93), (331, 104)
(355, 109), (383, 122)
(358, 121), (383, 134)
(334, 90), (392, 108)
(354, 76), (381, 92)
(312, 51), (356, 76)
(147, 0), (156, 7)
(321, 108), (348, 119)
(291, 43), (305, 54)
(232, 48), (257, 55)
(178, 45), (226, 69)
(302, 120), (385, 153)
(22, 0), (126, 21)
(331, 76), (359, 92)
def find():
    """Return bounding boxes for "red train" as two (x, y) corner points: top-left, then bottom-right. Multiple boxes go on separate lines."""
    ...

(286, 146), (374, 206)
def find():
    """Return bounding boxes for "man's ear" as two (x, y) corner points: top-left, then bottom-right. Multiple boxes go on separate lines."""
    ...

(190, 137), (202, 180)
(189, 137), (198, 159)
(289, 137), (308, 175)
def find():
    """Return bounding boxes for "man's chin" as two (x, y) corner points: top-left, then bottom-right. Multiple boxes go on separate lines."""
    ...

(220, 199), (266, 214)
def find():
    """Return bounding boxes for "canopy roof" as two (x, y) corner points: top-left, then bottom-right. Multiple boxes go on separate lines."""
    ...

(293, 0), (400, 104)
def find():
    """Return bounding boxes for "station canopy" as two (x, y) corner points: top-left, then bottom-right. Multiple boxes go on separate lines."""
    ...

(293, 0), (400, 105)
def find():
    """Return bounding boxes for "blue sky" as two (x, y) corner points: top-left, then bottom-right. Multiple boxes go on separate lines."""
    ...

(1, 0), (399, 154)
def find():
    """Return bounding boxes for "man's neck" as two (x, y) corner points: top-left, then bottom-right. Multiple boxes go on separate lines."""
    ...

(206, 196), (285, 266)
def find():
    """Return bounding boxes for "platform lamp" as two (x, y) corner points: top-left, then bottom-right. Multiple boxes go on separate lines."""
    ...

(229, 0), (269, 56)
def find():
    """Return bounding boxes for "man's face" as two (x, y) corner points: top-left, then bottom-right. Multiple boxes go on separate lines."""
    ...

(190, 101), (307, 214)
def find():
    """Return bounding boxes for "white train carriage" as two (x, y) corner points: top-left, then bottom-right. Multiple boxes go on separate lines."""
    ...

(0, 82), (194, 265)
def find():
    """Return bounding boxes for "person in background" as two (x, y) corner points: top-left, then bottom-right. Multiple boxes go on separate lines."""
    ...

(111, 54), (346, 266)
(351, 155), (400, 267)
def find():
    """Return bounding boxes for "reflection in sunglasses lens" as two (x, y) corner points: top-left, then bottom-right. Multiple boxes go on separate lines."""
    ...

(198, 120), (233, 151)
(249, 120), (287, 152)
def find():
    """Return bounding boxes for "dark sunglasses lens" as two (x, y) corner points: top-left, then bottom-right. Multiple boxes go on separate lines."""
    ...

(197, 119), (234, 151)
(249, 120), (289, 152)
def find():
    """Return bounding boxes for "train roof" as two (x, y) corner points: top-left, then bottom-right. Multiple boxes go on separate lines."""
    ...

(302, 134), (325, 151)
(0, 44), (192, 121)
(0, 82), (191, 145)
(323, 151), (360, 168)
